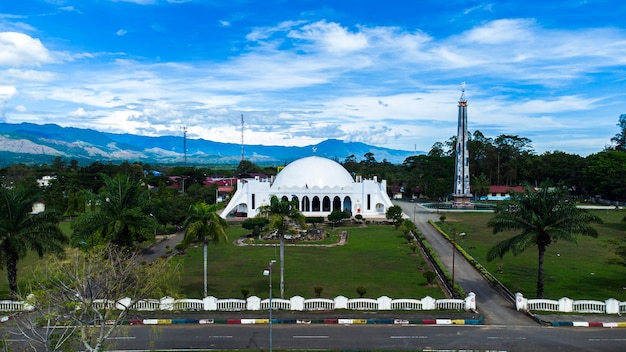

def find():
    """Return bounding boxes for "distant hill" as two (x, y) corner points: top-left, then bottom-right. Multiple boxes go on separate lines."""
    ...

(0, 122), (423, 166)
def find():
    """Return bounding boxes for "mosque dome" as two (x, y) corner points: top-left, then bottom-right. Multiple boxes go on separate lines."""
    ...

(272, 156), (354, 189)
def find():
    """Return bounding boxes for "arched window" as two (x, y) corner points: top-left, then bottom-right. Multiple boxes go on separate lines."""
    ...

(332, 196), (341, 211)
(343, 196), (352, 214)
(291, 196), (300, 211)
(301, 196), (310, 212)
(322, 196), (331, 212)
(312, 196), (321, 212)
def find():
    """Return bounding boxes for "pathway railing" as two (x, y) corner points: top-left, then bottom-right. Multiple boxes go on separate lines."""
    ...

(515, 293), (626, 314)
(0, 293), (476, 313)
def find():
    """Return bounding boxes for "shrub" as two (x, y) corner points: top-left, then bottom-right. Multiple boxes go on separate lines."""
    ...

(423, 271), (437, 285)
(313, 286), (324, 298)
(241, 288), (250, 299)
(356, 285), (367, 298)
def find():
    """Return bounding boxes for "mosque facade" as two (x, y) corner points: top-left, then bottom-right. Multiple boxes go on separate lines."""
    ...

(220, 156), (394, 219)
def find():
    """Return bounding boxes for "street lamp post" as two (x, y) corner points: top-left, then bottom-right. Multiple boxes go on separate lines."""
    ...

(263, 260), (277, 352)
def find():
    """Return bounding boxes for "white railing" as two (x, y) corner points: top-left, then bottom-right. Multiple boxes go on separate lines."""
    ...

(515, 293), (625, 314)
(0, 300), (26, 312)
(0, 293), (476, 313)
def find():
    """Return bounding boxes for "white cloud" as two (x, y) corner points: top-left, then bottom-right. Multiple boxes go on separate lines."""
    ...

(0, 85), (17, 99)
(464, 19), (535, 44)
(0, 32), (54, 67)
(287, 20), (369, 54)
(116, 29), (128, 36)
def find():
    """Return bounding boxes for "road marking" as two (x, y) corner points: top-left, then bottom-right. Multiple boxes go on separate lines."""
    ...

(107, 337), (136, 340)
(207, 336), (233, 338)
(293, 335), (329, 339)
(487, 337), (526, 340)
(390, 335), (428, 339)
(589, 338), (626, 342)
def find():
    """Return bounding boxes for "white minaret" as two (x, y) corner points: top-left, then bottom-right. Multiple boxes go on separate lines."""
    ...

(453, 82), (473, 208)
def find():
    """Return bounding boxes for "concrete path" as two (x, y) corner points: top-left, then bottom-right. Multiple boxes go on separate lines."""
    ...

(395, 201), (535, 326)
(142, 229), (185, 263)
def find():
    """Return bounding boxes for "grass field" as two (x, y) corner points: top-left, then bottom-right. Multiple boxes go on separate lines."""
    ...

(169, 224), (442, 299)
(2, 209), (624, 302)
(436, 209), (626, 300)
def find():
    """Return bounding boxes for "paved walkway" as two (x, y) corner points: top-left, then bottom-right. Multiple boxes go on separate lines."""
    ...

(395, 201), (536, 326)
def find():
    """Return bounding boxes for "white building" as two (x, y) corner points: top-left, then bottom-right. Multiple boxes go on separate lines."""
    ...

(220, 156), (394, 219)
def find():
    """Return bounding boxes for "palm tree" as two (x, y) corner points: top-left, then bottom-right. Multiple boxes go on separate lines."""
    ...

(258, 195), (307, 298)
(486, 184), (602, 298)
(0, 186), (67, 297)
(183, 202), (228, 297)
(71, 174), (156, 248)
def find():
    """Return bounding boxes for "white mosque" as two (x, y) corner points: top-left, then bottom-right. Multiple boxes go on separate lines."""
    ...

(220, 156), (394, 219)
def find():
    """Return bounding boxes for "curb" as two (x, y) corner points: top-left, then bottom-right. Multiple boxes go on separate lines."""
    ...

(124, 316), (484, 325)
(532, 314), (626, 328)
(550, 321), (626, 328)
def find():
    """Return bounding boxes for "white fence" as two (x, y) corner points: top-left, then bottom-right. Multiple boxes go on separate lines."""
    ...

(0, 293), (476, 313)
(515, 293), (626, 314)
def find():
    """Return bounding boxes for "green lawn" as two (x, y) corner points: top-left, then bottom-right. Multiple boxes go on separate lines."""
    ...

(437, 209), (626, 300)
(170, 224), (442, 299)
(2, 210), (625, 302)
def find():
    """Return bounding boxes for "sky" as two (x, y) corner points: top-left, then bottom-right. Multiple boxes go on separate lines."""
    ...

(1, 0), (625, 158)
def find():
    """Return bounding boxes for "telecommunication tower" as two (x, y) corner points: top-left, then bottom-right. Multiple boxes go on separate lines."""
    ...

(182, 125), (188, 166)
(241, 114), (245, 162)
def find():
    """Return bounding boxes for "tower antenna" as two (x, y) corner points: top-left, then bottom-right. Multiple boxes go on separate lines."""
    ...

(241, 114), (245, 162)
(182, 125), (188, 166)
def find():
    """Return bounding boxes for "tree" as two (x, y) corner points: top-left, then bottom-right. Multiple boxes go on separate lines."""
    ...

(385, 205), (404, 229)
(242, 217), (270, 238)
(610, 113), (626, 151)
(471, 173), (490, 199)
(400, 219), (417, 243)
(14, 245), (178, 352)
(327, 210), (351, 228)
(258, 195), (307, 298)
(183, 202), (228, 297)
(583, 151), (626, 201)
(71, 174), (157, 249)
(0, 186), (67, 297)
(486, 185), (602, 298)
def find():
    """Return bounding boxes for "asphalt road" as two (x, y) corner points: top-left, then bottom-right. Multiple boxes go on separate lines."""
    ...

(106, 324), (626, 352)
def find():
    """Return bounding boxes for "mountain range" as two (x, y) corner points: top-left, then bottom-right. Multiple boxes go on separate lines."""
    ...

(0, 122), (422, 166)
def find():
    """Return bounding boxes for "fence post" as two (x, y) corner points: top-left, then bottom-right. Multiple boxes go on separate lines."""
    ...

(422, 296), (436, 310)
(291, 296), (304, 311)
(377, 296), (392, 310)
(160, 296), (174, 311)
(334, 296), (348, 309)
(558, 297), (573, 312)
(203, 296), (217, 311)
(247, 296), (261, 311)
(465, 292), (476, 310)
(605, 298), (620, 314)
(515, 292), (527, 311)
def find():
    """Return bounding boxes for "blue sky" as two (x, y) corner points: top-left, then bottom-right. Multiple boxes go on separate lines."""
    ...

(1, 0), (625, 157)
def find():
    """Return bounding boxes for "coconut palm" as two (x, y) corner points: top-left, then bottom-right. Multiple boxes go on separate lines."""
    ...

(258, 195), (307, 298)
(486, 184), (602, 298)
(0, 186), (67, 297)
(71, 174), (156, 249)
(182, 202), (228, 297)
